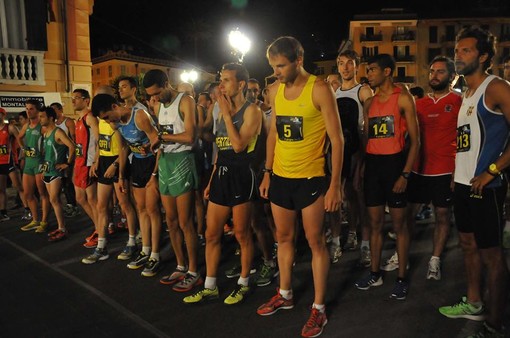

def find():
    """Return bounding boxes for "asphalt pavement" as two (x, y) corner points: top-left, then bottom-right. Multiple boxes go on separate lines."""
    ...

(1, 187), (509, 338)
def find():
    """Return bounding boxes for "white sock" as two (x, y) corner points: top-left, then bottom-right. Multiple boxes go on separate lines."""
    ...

(188, 271), (197, 277)
(127, 235), (136, 246)
(149, 252), (160, 261)
(238, 276), (249, 287)
(279, 288), (293, 300)
(142, 246), (150, 255)
(431, 256), (440, 261)
(204, 276), (217, 290)
(332, 236), (340, 246)
(361, 240), (369, 249)
(97, 237), (106, 249)
(312, 303), (326, 313)
(177, 265), (187, 272)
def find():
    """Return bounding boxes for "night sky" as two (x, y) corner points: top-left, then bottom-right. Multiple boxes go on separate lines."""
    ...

(90, 0), (510, 87)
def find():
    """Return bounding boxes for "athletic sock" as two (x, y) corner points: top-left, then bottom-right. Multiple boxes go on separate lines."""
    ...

(204, 276), (217, 290)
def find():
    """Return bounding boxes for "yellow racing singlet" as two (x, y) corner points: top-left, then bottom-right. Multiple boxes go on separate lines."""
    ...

(273, 75), (326, 178)
(98, 119), (120, 157)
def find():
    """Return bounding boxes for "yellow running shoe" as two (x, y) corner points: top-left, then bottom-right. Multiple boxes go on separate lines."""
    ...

(35, 221), (48, 233)
(224, 284), (250, 305)
(183, 287), (219, 304)
(20, 220), (39, 231)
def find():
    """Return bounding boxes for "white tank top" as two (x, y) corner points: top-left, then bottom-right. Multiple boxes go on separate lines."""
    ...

(158, 92), (191, 153)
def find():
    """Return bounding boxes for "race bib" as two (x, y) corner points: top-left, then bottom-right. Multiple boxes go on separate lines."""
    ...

(0, 145), (7, 155)
(40, 161), (49, 173)
(98, 134), (111, 152)
(456, 124), (471, 152)
(76, 144), (83, 157)
(368, 116), (395, 139)
(129, 143), (147, 155)
(276, 116), (303, 141)
(25, 147), (37, 158)
(160, 124), (175, 144)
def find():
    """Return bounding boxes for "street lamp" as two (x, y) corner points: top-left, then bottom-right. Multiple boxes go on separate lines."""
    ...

(228, 29), (251, 63)
(180, 70), (198, 83)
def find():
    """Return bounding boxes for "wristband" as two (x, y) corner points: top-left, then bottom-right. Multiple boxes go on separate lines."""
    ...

(401, 172), (410, 179)
(113, 162), (119, 168)
(486, 169), (499, 177)
(262, 168), (273, 174)
(151, 172), (158, 176)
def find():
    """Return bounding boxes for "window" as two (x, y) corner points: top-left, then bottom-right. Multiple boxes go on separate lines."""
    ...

(445, 25), (456, 41)
(362, 46), (378, 59)
(96, 68), (100, 75)
(120, 65), (126, 74)
(397, 67), (406, 78)
(428, 48), (441, 63)
(429, 26), (438, 43)
(396, 26), (406, 35)
(366, 27), (375, 36)
(0, 0), (26, 49)
(108, 65), (112, 77)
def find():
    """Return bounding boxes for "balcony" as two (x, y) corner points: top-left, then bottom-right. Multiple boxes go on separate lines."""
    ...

(360, 34), (383, 42)
(0, 49), (45, 86)
(394, 55), (416, 62)
(392, 31), (415, 42)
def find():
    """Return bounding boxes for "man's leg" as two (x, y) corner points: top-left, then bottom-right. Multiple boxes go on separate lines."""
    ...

(301, 196), (328, 305)
(479, 247), (509, 330)
(390, 207), (409, 280)
(35, 174), (49, 223)
(367, 206), (385, 272)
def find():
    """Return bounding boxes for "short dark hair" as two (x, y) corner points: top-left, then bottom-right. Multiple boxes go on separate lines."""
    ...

(18, 111), (27, 119)
(143, 69), (168, 88)
(50, 102), (63, 110)
(367, 54), (396, 76)
(455, 25), (496, 71)
(25, 99), (42, 109)
(91, 94), (118, 118)
(208, 81), (220, 92)
(410, 86), (425, 99)
(198, 92), (211, 102)
(430, 55), (456, 77)
(118, 75), (138, 88)
(248, 78), (260, 86)
(266, 36), (304, 63)
(44, 106), (57, 120)
(73, 89), (90, 99)
(221, 63), (249, 84)
(338, 50), (360, 66)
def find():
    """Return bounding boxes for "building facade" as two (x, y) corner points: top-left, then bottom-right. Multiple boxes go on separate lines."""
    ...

(0, 0), (95, 118)
(316, 9), (510, 90)
(91, 51), (217, 94)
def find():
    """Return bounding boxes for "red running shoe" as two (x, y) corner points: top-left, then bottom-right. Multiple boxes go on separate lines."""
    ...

(301, 308), (328, 337)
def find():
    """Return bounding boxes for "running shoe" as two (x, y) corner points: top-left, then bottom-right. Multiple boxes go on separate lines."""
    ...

(48, 228), (67, 242)
(160, 267), (187, 285)
(224, 284), (250, 305)
(21, 209), (32, 221)
(0, 214), (10, 222)
(172, 273), (203, 292)
(344, 231), (358, 251)
(255, 262), (279, 287)
(257, 289), (294, 316)
(329, 244), (342, 264)
(127, 251), (149, 269)
(359, 246), (371, 268)
(301, 308), (328, 337)
(381, 251), (399, 271)
(389, 278), (409, 300)
(117, 245), (137, 260)
(83, 230), (98, 248)
(81, 248), (109, 264)
(355, 271), (383, 290)
(438, 296), (485, 321)
(141, 258), (160, 277)
(20, 220), (39, 231)
(183, 287), (219, 304)
(34, 221), (48, 233)
(426, 257), (441, 280)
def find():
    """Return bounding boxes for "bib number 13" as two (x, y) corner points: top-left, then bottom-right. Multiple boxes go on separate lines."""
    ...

(456, 124), (471, 152)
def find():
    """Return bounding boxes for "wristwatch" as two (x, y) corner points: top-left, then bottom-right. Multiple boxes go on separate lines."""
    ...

(401, 172), (410, 179)
(488, 163), (500, 175)
(113, 162), (119, 168)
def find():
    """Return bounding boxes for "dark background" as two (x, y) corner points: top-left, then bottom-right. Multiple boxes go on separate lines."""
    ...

(89, 0), (510, 88)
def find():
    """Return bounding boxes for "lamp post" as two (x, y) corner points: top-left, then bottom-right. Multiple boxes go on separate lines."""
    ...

(228, 29), (251, 63)
(180, 70), (198, 83)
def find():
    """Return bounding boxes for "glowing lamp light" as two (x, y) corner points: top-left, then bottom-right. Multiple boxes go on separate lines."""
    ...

(229, 29), (251, 63)
(180, 70), (198, 83)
